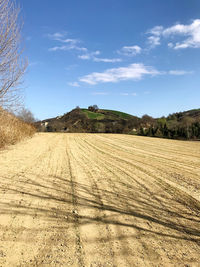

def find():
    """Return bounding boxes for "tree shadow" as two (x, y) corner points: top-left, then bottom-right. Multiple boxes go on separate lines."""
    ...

(0, 171), (200, 245)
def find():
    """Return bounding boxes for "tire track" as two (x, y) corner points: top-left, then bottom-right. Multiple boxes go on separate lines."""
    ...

(65, 139), (85, 267)
(68, 136), (118, 267)
(81, 135), (200, 211)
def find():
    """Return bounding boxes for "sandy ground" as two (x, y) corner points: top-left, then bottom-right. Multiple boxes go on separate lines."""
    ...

(0, 133), (199, 267)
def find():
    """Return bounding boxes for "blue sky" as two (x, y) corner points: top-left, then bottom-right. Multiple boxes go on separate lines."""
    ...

(19, 0), (200, 120)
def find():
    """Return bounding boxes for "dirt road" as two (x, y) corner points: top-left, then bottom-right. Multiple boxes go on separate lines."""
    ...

(0, 133), (199, 266)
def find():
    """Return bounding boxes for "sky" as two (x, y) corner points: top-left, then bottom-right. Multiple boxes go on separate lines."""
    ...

(18, 0), (200, 120)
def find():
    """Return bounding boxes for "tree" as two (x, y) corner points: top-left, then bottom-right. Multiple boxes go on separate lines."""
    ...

(17, 108), (36, 123)
(0, 0), (27, 108)
(141, 114), (155, 125)
(88, 105), (99, 112)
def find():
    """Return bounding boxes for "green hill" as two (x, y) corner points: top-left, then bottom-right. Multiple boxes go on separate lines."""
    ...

(81, 108), (135, 120)
(35, 107), (140, 134)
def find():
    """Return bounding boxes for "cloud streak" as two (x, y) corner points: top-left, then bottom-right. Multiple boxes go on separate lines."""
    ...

(78, 51), (122, 63)
(93, 57), (122, 63)
(48, 31), (121, 63)
(49, 45), (87, 52)
(48, 31), (87, 52)
(168, 70), (193, 75)
(117, 45), (142, 56)
(79, 63), (161, 85)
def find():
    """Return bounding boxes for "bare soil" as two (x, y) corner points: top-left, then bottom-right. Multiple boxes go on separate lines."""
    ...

(0, 133), (199, 266)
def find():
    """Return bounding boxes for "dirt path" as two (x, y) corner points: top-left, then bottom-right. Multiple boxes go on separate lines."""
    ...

(0, 133), (199, 266)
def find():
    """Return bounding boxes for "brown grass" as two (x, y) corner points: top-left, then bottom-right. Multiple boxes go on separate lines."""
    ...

(0, 107), (36, 148)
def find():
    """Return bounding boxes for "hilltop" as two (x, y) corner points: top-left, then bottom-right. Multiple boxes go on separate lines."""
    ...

(35, 107), (140, 134)
(35, 106), (200, 140)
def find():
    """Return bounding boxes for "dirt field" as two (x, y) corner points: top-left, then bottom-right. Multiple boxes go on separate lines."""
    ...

(0, 133), (199, 266)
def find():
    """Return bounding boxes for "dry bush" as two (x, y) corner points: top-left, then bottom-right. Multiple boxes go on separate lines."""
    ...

(0, 107), (36, 148)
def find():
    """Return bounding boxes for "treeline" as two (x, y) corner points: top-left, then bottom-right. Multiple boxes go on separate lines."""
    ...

(138, 111), (200, 140)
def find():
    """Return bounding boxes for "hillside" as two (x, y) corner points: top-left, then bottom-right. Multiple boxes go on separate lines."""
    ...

(35, 107), (200, 140)
(139, 109), (200, 140)
(35, 107), (141, 134)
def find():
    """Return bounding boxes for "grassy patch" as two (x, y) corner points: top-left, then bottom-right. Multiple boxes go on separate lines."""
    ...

(103, 109), (133, 119)
(81, 109), (105, 120)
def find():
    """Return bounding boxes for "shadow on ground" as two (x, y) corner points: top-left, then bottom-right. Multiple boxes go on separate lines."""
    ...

(0, 171), (200, 245)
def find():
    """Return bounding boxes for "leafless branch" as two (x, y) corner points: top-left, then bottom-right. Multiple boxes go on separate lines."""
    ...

(0, 0), (27, 109)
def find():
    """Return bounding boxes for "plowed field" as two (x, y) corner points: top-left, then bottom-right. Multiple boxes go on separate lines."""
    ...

(0, 133), (199, 266)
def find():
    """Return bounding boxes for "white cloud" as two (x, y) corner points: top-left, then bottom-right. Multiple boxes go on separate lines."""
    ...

(78, 54), (91, 60)
(168, 42), (173, 48)
(148, 19), (200, 49)
(62, 38), (79, 44)
(93, 57), (122, 63)
(74, 47), (88, 52)
(147, 36), (160, 47)
(146, 26), (163, 48)
(79, 63), (161, 85)
(49, 45), (68, 51)
(49, 45), (87, 52)
(78, 50), (100, 60)
(164, 19), (200, 49)
(47, 32), (67, 40)
(48, 31), (122, 62)
(118, 45), (142, 56)
(47, 31), (80, 45)
(148, 26), (164, 36)
(78, 51), (121, 63)
(47, 31), (87, 52)
(68, 82), (80, 87)
(168, 70), (193, 75)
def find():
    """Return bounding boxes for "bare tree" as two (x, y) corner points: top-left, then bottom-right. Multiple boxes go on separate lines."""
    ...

(17, 107), (36, 123)
(0, 0), (27, 109)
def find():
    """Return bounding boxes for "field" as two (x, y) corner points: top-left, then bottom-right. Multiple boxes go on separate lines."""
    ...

(0, 133), (199, 266)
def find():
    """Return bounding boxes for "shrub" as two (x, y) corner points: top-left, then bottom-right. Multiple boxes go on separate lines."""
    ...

(0, 108), (36, 148)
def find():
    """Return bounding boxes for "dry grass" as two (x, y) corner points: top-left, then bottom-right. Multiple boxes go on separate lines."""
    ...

(0, 107), (36, 148)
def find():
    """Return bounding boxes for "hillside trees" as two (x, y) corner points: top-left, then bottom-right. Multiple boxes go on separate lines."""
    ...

(0, 0), (27, 108)
(139, 115), (200, 140)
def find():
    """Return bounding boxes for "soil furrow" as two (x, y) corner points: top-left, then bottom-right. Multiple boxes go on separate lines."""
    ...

(0, 133), (199, 266)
